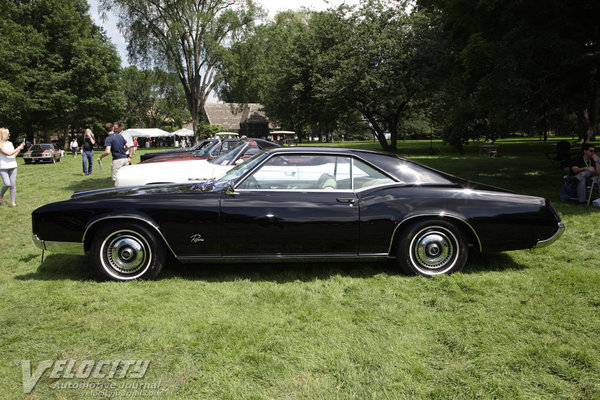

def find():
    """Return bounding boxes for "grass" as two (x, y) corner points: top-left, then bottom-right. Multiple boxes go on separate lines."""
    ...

(1, 138), (599, 399)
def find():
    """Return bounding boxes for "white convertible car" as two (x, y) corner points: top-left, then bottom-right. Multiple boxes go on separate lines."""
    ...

(116, 140), (278, 187)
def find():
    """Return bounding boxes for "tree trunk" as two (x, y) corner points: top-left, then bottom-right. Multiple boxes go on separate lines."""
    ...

(578, 108), (594, 142)
(390, 125), (398, 153)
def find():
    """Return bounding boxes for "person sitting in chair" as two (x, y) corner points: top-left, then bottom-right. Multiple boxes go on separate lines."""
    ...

(562, 143), (600, 204)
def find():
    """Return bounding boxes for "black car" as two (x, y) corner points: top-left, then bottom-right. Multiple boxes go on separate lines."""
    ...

(32, 147), (564, 281)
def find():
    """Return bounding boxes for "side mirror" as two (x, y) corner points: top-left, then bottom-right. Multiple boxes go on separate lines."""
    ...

(225, 186), (236, 197)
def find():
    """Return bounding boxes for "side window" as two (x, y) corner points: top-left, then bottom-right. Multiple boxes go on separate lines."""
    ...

(352, 159), (395, 189)
(237, 155), (352, 190)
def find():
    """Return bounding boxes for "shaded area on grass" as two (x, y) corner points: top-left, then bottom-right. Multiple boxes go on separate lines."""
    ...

(16, 252), (527, 282)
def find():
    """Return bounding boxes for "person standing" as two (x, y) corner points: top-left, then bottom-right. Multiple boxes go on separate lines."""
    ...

(81, 128), (95, 176)
(0, 128), (25, 207)
(98, 123), (130, 186)
(113, 122), (133, 164)
(70, 137), (79, 158)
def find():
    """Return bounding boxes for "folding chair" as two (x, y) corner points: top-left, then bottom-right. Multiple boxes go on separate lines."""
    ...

(587, 176), (600, 205)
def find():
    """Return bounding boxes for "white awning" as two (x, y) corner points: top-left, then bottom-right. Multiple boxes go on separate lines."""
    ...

(122, 128), (171, 138)
(171, 128), (194, 137)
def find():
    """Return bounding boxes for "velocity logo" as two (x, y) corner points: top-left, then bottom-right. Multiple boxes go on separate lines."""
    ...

(21, 359), (150, 393)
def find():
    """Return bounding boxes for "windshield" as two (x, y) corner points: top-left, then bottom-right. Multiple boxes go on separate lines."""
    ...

(210, 141), (247, 165)
(214, 151), (266, 186)
(30, 144), (53, 151)
(194, 140), (220, 157)
(189, 140), (213, 152)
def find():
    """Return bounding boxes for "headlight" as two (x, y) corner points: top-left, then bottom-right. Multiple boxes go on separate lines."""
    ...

(43, 153), (50, 157)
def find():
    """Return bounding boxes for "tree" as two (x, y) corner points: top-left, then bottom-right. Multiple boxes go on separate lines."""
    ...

(122, 66), (190, 130)
(216, 2), (445, 151)
(418, 0), (600, 143)
(0, 0), (123, 140)
(332, 0), (445, 152)
(100, 0), (261, 136)
(121, 67), (156, 128)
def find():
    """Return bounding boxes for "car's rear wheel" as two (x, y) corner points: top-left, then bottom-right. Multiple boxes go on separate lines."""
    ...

(90, 222), (165, 281)
(397, 220), (468, 277)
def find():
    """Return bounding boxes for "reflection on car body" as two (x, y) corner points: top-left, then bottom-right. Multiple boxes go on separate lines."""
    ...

(32, 147), (564, 281)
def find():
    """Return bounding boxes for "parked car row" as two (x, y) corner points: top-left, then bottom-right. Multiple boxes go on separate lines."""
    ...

(32, 146), (564, 282)
(116, 138), (279, 186)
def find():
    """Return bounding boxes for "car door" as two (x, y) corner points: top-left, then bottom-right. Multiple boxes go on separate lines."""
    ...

(219, 154), (359, 256)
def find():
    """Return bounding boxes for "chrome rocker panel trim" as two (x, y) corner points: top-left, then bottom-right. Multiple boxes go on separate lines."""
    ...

(176, 253), (390, 264)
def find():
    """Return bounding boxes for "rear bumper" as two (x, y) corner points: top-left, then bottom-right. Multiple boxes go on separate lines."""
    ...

(534, 222), (565, 248)
(32, 234), (85, 255)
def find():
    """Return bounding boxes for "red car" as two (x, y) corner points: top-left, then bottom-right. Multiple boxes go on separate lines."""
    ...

(23, 143), (63, 164)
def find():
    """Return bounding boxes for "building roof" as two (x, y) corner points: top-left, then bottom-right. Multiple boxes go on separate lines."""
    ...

(202, 103), (277, 130)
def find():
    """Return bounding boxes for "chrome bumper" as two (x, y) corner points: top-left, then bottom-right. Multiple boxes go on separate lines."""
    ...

(534, 222), (565, 248)
(32, 234), (85, 255)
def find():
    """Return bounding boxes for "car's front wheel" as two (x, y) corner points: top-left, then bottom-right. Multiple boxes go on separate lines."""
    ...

(397, 220), (468, 277)
(90, 223), (165, 281)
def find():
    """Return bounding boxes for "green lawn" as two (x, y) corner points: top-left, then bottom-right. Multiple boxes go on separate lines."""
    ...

(1, 138), (599, 399)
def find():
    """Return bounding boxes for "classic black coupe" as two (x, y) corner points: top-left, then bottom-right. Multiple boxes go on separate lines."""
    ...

(32, 147), (564, 281)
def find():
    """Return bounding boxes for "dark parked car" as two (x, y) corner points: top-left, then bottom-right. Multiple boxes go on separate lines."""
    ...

(32, 147), (564, 281)
(139, 139), (215, 162)
(23, 143), (63, 164)
(139, 137), (276, 164)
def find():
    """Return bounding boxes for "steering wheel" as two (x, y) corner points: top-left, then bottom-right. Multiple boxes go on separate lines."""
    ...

(243, 176), (261, 189)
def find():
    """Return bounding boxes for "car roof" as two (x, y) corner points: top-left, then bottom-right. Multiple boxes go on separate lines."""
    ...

(260, 146), (399, 158)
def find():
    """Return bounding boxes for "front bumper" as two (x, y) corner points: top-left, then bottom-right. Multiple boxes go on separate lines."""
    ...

(534, 222), (565, 248)
(32, 234), (85, 255)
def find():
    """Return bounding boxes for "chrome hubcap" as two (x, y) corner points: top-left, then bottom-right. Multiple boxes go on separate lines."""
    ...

(411, 227), (458, 274)
(102, 231), (150, 275)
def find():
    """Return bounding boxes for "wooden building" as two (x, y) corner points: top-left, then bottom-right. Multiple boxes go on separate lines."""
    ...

(200, 103), (279, 138)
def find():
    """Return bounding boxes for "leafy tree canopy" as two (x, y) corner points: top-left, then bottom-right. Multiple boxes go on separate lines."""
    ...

(100, 0), (262, 136)
(0, 0), (123, 140)
(418, 0), (600, 144)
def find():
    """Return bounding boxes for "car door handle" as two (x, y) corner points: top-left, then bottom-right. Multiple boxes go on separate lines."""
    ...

(336, 198), (356, 204)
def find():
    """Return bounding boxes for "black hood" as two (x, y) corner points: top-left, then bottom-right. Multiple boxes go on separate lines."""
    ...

(69, 182), (217, 200)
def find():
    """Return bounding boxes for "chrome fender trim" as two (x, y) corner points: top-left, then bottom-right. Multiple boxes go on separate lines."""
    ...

(82, 214), (177, 257)
(32, 234), (85, 255)
(388, 212), (482, 254)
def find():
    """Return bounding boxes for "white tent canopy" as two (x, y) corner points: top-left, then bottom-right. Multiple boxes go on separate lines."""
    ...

(122, 128), (171, 138)
(171, 128), (194, 137)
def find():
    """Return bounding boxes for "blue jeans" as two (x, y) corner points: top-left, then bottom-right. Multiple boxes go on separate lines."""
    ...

(82, 150), (94, 175)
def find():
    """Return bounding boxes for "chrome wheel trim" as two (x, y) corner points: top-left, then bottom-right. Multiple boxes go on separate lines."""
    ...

(99, 230), (152, 280)
(408, 226), (459, 275)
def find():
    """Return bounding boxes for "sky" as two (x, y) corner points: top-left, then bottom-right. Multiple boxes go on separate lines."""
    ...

(88, 0), (359, 68)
